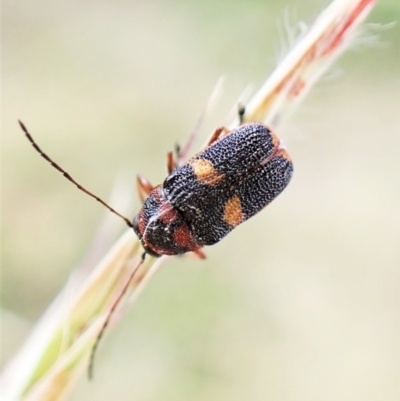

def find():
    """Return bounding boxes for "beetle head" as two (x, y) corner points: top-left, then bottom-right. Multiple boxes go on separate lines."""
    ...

(133, 186), (200, 256)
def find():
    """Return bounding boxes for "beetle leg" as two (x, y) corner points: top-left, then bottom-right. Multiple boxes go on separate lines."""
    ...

(193, 248), (206, 259)
(166, 142), (183, 175)
(166, 151), (179, 174)
(186, 248), (207, 260)
(136, 174), (154, 203)
(207, 126), (230, 146)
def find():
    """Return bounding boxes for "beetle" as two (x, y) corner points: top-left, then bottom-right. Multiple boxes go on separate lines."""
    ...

(20, 120), (293, 259)
(133, 122), (293, 257)
(19, 118), (293, 377)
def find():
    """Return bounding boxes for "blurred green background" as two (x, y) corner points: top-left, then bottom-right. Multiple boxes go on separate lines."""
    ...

(2, 0), (399, 400)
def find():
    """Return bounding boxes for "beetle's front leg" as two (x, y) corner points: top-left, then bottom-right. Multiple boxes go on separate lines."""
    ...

(192, 248), (206, 259)
(166, 142), (182, 174)
(183, 248), (207, 260)
(166, 151), (179, 175)
(136, 174), (154, 203)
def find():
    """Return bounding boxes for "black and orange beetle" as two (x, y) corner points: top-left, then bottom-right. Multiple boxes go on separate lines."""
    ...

(133, 122), (293, 257)
(20, 120), (293, 259)
(19, 119), (293, 377)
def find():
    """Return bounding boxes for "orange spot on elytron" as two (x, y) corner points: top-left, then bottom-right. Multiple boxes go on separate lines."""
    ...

(223, 195), (244, 227)
(191, 159), (225, 185)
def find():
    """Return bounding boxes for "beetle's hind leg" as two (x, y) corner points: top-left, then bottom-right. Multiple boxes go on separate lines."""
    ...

(136, 174), (154, 203)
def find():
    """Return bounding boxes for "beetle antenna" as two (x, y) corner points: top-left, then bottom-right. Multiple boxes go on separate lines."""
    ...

(18, 120), (133, 228)
(88, 252), (147, 380)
